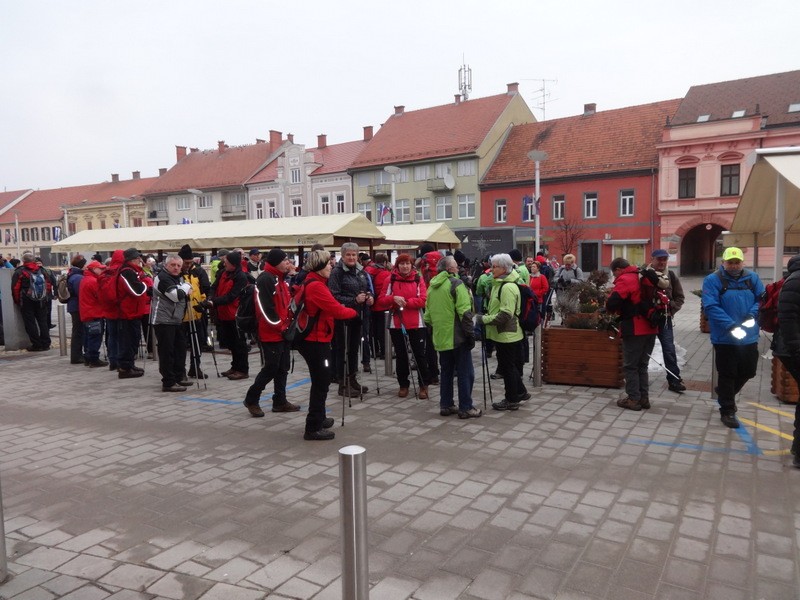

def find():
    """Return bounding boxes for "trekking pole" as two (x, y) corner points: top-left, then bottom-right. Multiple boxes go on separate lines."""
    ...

(398, 311), (419, 400)
(186, 304), (205, 390)
(646, 351), (681, 381)
(482, 324), (493, 405)
(207, 321), (221, 377)
(480, 330), (488, 410)
(342, 323), (349, 425)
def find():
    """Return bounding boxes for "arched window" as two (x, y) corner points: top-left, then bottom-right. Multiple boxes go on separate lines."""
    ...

(21, 228), (29, 242)
(41, 227), (51, 241)
(31, 227), (39, 241)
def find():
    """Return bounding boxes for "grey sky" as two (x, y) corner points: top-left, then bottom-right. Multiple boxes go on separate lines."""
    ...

(2, 0), (798, 192)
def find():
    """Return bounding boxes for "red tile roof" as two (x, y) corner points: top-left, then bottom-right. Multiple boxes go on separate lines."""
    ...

(0, 190), (32, 213)
(482, 99), (682, 186)
(0, 177), (157, 225)
(145, 141), (281, 195)
(350, 93), (520, 169)
(247, 139), (371, 184)
(670, 70), (800, 127)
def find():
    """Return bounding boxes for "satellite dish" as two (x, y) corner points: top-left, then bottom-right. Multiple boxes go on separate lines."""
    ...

(443, 174), (455, 190)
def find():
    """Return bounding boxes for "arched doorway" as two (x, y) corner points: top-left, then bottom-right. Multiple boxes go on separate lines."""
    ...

(680, 223), (725, 275)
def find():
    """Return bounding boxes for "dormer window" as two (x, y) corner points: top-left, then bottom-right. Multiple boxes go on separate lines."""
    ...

(789, 103), (800, 113)
(731, 109), (746, 118)
(696, 114), (710, 123)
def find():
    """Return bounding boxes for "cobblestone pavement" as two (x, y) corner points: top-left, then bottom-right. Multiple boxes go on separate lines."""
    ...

(1, 277), (799, 599)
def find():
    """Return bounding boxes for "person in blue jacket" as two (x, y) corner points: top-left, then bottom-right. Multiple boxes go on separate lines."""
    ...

(702, 247), (765, 429)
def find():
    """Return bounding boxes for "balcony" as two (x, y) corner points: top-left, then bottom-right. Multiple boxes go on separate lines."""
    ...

(426, 178), (450, 192)
(221, 204), (247, 218)
(367, 184), (391, 197)
(147, 210), (168, 220)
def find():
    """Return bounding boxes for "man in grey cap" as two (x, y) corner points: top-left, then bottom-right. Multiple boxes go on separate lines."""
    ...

(645, 249), (686, 392)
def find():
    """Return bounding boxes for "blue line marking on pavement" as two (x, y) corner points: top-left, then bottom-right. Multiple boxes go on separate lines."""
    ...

(177, 377), (311, 406)
(623, 437), (756, 455)
(733, 425), (763, 455)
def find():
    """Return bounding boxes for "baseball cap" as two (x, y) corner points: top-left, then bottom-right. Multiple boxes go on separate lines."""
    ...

(651, 249), (669, 258)
(722, 247), (744, 261)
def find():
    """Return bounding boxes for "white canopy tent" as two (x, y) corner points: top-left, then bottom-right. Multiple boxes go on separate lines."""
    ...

(51, 213), (385, 254)
(375, 223), (461, 250)
(724, 147), (800, 279)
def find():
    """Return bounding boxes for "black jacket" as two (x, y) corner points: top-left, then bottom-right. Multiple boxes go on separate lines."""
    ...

(327, 261), (370, 315)
(775, 254), (800, 357)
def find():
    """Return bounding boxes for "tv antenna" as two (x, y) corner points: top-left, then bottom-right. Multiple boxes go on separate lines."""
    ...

(523, 78), (558, 120)
(458, 57), (472, 101)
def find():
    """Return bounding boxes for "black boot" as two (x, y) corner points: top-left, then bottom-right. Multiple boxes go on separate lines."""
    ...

(349, 375), (368, 394)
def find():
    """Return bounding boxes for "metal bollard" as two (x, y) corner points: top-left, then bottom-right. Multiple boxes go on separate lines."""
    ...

(339, 445), (369, 600)
(711, 349), (718, 400)
(533, 326), (543, 388)
(0, 470), (8, 583)
(57, 304), (67, 357)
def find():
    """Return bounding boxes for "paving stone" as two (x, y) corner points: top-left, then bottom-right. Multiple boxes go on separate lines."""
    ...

(145, 572), (214, 599)
(99, 564), (166, 590)
(15, 548), (79, 571)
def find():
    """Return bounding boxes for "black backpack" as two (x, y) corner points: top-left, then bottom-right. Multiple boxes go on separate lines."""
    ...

(499, 281), (541, 332)
(235, 284), (258, 335)
(282, 281), (320, 347)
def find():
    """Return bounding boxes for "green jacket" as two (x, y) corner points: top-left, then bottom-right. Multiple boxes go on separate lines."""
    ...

(514, 263), (530, 285)
(482, 269), (523, 343)
(424, 270), (473, 351)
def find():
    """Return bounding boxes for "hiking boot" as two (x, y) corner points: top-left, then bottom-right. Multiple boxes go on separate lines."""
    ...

(430, 376), (440, 385)
(162, 384), (187, 392)
(187, 369), (208, 379)
(220, 368), (234, 377)
(517, 391), (532, 403)
(721, 413), (740, 429)
(272, 401), (300, 413)
(244, 402), (265, 418)
(440, 406), (459, 417)
(118, 369), (144, 379)
(109, 363), (118, 371)
(793, 454), (800, 469)
(349, 376), (368, 394)
(70, 358), (84, 365)
(640, 396), (651, 409)
(362, 363), (372, 373)
(338, 384), (359, 398)
(398, 387), (409, 398)
(304, 429), (335, 441)
(87, 359), (109, 368)
(418, 387), (429, 400)
(322, 417), (334, 429)
(490, 371), (503, 380)
(617, 397), (642, 411)
(131, 366), (144, 373)
(458, 407), (483, 419)
(492, 399), (520, 411)
(668, 381), (686, 393)
(227, 371), (249, 380)
(178, 380), (193, 387)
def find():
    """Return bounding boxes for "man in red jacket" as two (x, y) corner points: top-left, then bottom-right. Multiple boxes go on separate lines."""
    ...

(116, 248), (149, 379)
(243, 248), (300, 417)
(605, 257), (659, 411)
(78, 260), (109, 367)
(11, 251), (53, 351)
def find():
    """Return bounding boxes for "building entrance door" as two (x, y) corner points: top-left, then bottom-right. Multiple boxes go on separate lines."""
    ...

(680, 224), (725, 275)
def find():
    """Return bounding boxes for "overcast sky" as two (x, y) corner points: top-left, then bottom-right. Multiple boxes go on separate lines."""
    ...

(2, 0), (798, 192)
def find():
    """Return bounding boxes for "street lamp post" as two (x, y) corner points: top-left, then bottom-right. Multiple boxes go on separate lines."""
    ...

(111, 196), (130, 227)
(187, 189), (203, 224)
(527, 150), (548, 390)
(384, 165), (401, 224)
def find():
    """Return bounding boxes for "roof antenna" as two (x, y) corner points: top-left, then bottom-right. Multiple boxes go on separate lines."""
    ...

(458, 56), (472, 101)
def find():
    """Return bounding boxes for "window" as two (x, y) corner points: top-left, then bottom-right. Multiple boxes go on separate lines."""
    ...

(21, 228), (29, 241)
(86, 222), (93, 231)
(268, 200), (279, 218)
(336, 194), (346, 213)
(291, 198), (302, 217)
(356, 172), (371, 187)
(495, 199), (507, 223)
(731, 109), (746, 118)
(789, 103), (800, 113)
(720, 164), (740, 196)
(31, 227), (39, 241)
(99, 220), (106, 230)
(3, 228), (10, 244)
(176, 196), (190, 210)
(552, 195), (565, 220)
(41, 227), (50, 241)
(198, 195), (213, 208)
(231, 193), (246, 206)
(678, 168), (696, 198)
(584, 192), (597, 219)
(132, 218), (142, 227)
(434, 163), (451, 178)
(156, 199), (167, 212)
(320, 195), (330, 215)
(696, 114), (710, 123)
(436, 196), (452, 220)
(458, 194), (475, 219)
(415, 198), (431, 222)
(414, 165), (430, 181)
(291, 168), (301, 184)
(457, 159), (476, 177)
(523, 196), (535, 222)
(357, 202), (372, 222)
(255, 202), (264, 219)
(395, 199), (410, 223)
(397, 168), (410, 183)
(68, 222), (76, 235)
(619, 190), (634, 217)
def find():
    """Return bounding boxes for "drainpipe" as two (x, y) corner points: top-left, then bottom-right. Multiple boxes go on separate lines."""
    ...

(650, 167), (656, 256)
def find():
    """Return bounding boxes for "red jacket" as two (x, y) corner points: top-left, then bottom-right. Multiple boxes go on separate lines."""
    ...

(605, 265), (658, 337)
(211, 267), (248, 321)
(255, 263), (290, 343)
(116, 262), (149, 320)
(100, 250), (125, 319)
(11, 261), (52, 304)
(365, 263), (391, 310)
(302, 272), (357, 342)
(375, 268), (427, 330)
(79, 269), (105, 321)
(529, 273), (550, 303)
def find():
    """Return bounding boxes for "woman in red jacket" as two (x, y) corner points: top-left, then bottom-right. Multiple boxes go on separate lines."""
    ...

(375, 254), (430, 399)
(296, 249), (358, 440)
(528, 260), (550, 303)
(79, 261), (109, 367)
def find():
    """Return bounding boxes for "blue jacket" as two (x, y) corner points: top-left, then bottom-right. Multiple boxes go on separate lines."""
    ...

(66, 266), (83, 314)
(702, 266), (764, 345)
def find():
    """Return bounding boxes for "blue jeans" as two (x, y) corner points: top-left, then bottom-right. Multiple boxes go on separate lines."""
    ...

(439, 344), (475, 412)
(658, 319), (681, 384)
(84, 319), (105, 361)
(106, 318), (119, 367)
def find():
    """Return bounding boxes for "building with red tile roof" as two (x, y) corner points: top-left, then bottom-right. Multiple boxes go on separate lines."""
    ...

(480, 99), (680, 268)
(349, 84), (534, 230)
(658, 70), (800, 275)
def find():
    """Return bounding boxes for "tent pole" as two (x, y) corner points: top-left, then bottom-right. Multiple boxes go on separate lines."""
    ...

(774, 174), (786, 281)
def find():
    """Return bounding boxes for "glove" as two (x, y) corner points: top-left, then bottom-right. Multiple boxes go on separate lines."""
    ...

(179, 282), (192, 295)
(475, 314), (485, 324)
(193, 304), (205, 314)
(741, 317), (756, 329)
(730, 326), (747, 340)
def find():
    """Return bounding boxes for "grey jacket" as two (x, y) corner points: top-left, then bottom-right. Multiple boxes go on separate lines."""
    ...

(151, 271), (189, 325)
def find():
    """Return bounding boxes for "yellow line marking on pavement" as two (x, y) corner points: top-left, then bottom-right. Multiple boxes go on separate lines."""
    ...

(738, 417), (793, 441)
(747, 402), (795, 418)
(762, 449), (791, 456)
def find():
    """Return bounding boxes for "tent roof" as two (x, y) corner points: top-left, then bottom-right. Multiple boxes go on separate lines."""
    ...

(725, 147), (800, 248)
(375, 223), (461, 250)
(51, 213), (385, 253)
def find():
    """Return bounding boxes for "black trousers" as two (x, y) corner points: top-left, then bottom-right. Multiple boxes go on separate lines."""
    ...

(777, 355), (800, 455)
(117, 318), (142, 370)
(296, 339), (332, 433)
(70, 311), (84, 361)
(425, 327), (440, 378)
(495, 339), (527, 402)
(20, 298), (50, 349)
(390, 327), (430, 388)
(371, 311), (387, 359)
(713, 343), (758, 415)
(216, 319), (249, 373)
(244, 340), (290, 407)
(334, 319), (361, 379)
(154, 324), (187, 387)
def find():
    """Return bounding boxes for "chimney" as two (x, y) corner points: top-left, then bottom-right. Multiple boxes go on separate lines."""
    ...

(363, 126), (373, 141)
(507, 82), (519, 95)
(159, 168), (167, 176)
(454, 94), (461, 105)
(269, 129), (282, 148)
(394, 105), (405, 116)
(218, 140), (226, 153)
(176, 146), (187, 161)
(317, 134), (327, 149)
(583, 103), (596, 116)
(132, 171), (140, 180)
(190, 147), (199, 153)
(256, 138), (265, 144)
(287, 133), (294, 143)
(111, 173), (119, 183)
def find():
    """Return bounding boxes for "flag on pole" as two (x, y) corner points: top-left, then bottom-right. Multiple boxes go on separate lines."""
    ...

(382, 204), (392, 224)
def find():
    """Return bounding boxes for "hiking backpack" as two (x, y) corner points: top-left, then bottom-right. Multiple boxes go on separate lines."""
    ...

(282, 281), (320, 346)
(499, 280), (541, 332)
(24, 269), (48, 302)
(97, 266), (120, 308)
(758, 278), (784, 333)
(235, 283), (258, 335)
(638, 269), (670, 327)
(56, 272), (71, 303)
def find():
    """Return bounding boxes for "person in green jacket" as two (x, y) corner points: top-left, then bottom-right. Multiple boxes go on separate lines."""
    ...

(209, 249), (229, 285)
(424, 255), (481, 419)
(476, 253), (530, 411)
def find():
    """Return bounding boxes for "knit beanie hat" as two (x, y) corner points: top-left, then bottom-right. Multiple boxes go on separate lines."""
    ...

(226, 250), (242, 266)
(178, 244), (194, 259)
(266, 248), (287, 267)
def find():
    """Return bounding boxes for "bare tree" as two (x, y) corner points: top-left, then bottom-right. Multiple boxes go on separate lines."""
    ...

(553, 216), (586, 257)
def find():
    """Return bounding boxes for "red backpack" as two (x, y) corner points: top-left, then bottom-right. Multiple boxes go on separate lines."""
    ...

(758, 278), (784, 333)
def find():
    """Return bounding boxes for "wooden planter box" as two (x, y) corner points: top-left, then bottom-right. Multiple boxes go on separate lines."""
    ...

(771, 357), (799, 404)
(542, 326), (624, 388)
